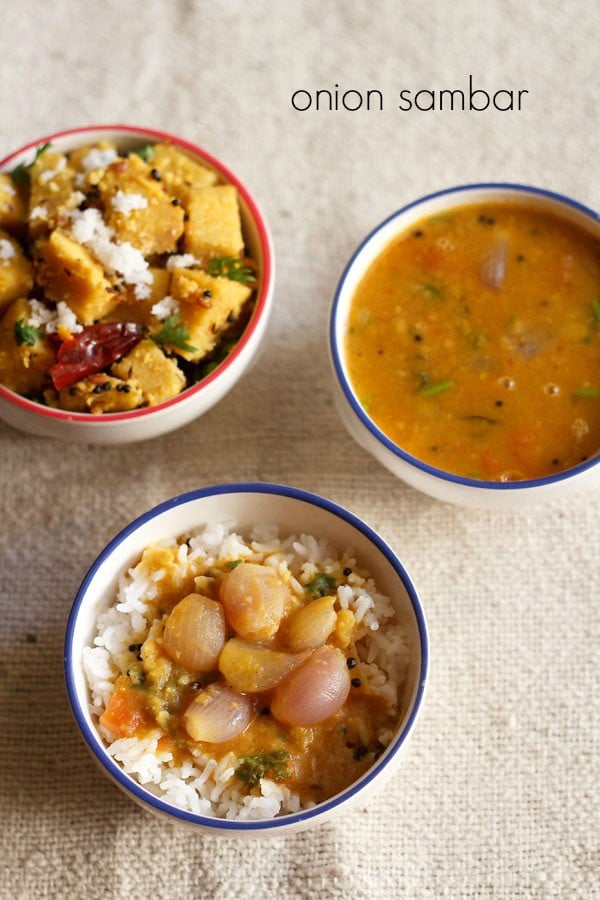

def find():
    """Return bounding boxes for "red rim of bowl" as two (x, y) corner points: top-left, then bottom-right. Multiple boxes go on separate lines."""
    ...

(0, 124), (273, 423)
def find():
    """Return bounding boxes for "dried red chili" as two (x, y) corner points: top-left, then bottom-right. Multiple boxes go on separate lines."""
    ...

(49, 322), (144, 390)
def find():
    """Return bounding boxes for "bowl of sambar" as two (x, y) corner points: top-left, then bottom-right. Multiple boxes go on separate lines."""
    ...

(329, 184), (600, 508)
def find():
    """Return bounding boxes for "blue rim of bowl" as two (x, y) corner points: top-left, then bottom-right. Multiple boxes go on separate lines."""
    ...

(329, 182), (600, 492)
(64, 481), (429, 831)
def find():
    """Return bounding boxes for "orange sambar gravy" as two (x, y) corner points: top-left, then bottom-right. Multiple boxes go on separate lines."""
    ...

(345, 202), (600, 481)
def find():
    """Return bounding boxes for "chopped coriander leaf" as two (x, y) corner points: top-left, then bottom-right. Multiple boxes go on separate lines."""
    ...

(462, 415), (497, 425)
(234, 750), (291, 785)
(419, 379), (454, 397)
(153, 313), (197, 353)
(420, 283), (442, 298)
(132, 144), (155, 162)
(573, 386), (599, 399)
(226, 559), (243, 569)
(11, 142), (52, 187)
(591, 300), (600, 323)
(14, 319), (44, 347)
(207, 256), (257, 284)
(127, 665), (146, 687)
(306, 572), (336, 598)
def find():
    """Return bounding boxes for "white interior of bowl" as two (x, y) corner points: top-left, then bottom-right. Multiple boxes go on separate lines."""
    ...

(0, 127), (274, 442)
(65, 483), (428, 834)
(330, 184), (600, 506)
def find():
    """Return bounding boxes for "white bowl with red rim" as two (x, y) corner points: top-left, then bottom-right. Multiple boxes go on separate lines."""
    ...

(64, 483), (429, 836)
(0, 125), (275, 444)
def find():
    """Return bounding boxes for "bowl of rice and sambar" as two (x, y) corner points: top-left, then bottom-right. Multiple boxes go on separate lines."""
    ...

(0, 125), (274, 443)
(65, 484), (428, 835)
(330, 183), (600, 508)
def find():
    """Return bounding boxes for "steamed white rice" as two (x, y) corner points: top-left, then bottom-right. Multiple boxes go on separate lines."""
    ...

(83, 521), (410, 820)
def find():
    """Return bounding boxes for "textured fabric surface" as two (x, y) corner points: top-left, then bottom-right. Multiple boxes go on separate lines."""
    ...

(0, 2), (599, 898)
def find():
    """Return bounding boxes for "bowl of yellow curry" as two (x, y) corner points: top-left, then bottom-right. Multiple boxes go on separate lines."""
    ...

(0, 125), (274, 443)
(64, 483), (428, 835)
(330, 183), (600, 508)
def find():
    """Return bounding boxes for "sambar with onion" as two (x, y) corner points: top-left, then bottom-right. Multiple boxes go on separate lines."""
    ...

(345, 202), (600, 481)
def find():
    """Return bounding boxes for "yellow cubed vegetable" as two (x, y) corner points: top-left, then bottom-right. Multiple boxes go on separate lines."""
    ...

(103, 268), (170, 326)
(0, 297), (54, 395)
(35, 229), (119, 325)
(0, 174), (27, 235)
(169, 268), (251, 361)
(150, 143), (217, 205)
(111, 339), (185, 406)
(56, 373), (143, 414)
(68, 141), (118, 175)
(98, 153), (184, 255)
(28, 149), (79, 239)
(183, 185), (244, 262)
(0, 230), (33, 310)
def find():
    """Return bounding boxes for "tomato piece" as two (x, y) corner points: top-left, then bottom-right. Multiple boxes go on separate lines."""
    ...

(99, 675), (154, 738)
(49, 322), (144, 390)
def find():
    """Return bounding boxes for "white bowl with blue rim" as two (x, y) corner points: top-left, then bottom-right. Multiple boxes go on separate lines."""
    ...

(329, 183), (600, 509)
(64, 482), (428, 836)
(0, 125), (274, 444)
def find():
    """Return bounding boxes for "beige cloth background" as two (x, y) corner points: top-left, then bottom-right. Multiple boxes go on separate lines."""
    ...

(1, 2), (599, 898)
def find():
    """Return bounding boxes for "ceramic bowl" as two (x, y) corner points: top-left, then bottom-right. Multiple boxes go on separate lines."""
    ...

(329, 183), (600, 509)
(0, 125), (274, 443)
(64, 482), (428, 836)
